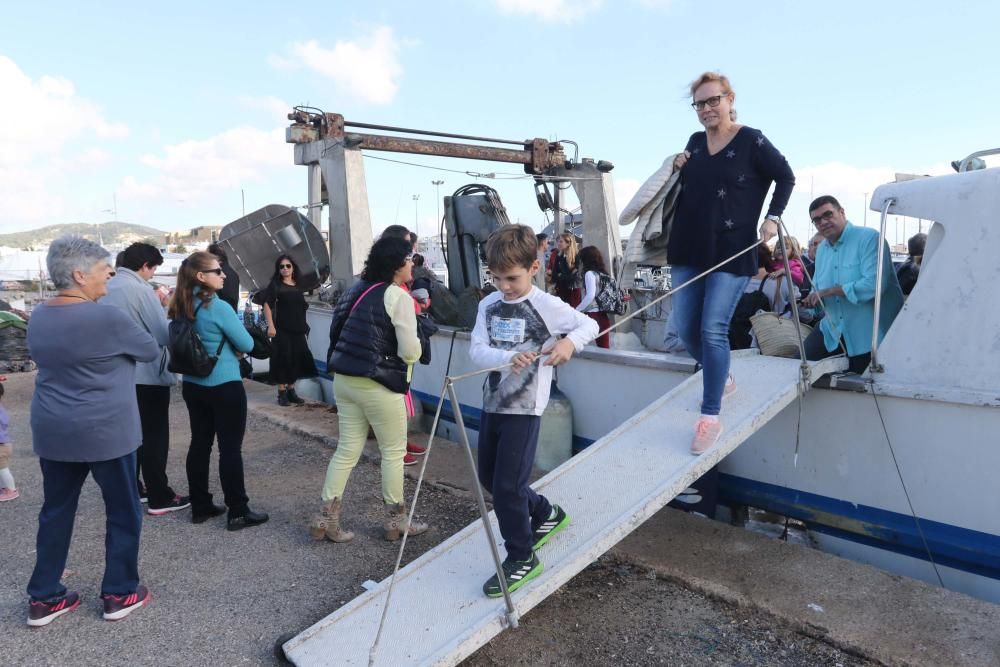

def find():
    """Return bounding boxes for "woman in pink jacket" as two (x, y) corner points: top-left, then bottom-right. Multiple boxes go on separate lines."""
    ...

(769, 236), (805, 286)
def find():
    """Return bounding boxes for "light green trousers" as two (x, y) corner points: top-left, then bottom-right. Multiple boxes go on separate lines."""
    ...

(322, 375), (407, 505)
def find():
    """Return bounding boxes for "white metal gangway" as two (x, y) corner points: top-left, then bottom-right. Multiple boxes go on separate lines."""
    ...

(282, 354), (847, 666)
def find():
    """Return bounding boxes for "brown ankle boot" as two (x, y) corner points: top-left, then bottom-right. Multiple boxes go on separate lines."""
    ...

(383, 502), (428, 541)
(309, 498), (354, 543)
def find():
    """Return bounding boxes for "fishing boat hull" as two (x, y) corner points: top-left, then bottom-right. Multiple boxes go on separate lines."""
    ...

(304, 314), (1000, 604)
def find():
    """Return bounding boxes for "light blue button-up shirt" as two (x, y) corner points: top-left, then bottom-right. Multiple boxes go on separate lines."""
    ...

(813, 222), (903, 356)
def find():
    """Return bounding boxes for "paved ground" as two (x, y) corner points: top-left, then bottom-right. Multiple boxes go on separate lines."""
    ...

(0, 375), (478, 666)
(2, 373), (995, 666)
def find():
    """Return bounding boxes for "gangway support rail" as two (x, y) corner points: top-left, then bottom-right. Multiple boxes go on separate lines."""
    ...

(282, 355), (848, 666)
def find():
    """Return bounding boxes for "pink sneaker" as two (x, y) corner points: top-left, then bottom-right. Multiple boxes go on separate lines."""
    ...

(690, 417), (722, 455)
(0, 488), (19, 502)
(722, 375), (737, 401)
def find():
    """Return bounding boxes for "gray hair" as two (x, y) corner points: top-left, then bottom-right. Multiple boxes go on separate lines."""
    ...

(47, 235), (111, 289)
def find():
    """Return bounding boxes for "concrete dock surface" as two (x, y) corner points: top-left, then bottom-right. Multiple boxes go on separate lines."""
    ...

(1, 372), (996, 666)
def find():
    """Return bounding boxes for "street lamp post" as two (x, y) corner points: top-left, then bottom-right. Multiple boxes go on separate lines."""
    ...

(412, 194), (420, 237)
(432, 180), (444, 233)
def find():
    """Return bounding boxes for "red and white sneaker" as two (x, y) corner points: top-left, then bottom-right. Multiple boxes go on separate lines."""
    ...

(406, 441), (426, 456)
(102, 585), (151, 621)
(0, 487), (19, 502)
(690, 417), (723, 455)
(27, 591), (81, 627)
(403, 452), (419, 467)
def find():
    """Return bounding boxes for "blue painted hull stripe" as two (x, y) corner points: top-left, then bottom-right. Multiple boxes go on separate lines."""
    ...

(718, 473), (1000, 580)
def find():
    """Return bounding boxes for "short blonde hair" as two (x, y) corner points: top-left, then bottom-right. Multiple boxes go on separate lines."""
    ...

(689, 71), (737, 121)
(485, 224), (538, 272)
(689, 71), (734, 97)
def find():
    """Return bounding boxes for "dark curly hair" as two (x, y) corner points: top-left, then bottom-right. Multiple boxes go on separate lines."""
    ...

(270, 254), (301, 286)
(361, 237), (411, 283)
(579, 246), (608, 274)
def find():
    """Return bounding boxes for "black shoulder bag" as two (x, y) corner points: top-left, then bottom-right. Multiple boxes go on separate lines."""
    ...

(167, 302), (227, 377)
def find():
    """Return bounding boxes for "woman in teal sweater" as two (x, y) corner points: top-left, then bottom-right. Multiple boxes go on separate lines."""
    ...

(169, 251), (267, 531)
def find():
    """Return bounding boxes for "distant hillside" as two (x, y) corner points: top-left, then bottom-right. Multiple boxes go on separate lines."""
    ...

(0, 222), (165, 249)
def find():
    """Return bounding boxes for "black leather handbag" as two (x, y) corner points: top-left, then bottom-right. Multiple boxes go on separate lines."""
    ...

(246, 325), (272, 359)
(167, 303), (225, 377)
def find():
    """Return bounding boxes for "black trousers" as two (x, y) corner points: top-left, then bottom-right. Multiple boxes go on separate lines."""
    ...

(135, 384), (176, 507)
(803, 326), (872, 375)
(182, 381), (250, 518)
(477, 412), (551, 562)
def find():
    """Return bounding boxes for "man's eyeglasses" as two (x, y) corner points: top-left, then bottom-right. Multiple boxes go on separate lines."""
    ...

(279, 263), (293, 269)
(404, 254), (414, 262)
(810, 210), (837, 225)
(691, 95), (726, 111)
(202, 268), (224, 275)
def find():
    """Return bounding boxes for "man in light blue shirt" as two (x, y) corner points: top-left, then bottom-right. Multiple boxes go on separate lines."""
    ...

(801, 196), (903, 374)
(104, 243), (190, 515)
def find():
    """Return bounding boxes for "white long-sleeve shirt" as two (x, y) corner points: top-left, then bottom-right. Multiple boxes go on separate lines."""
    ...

(470, 287), (599, 416)
(576, 270), (600, 313)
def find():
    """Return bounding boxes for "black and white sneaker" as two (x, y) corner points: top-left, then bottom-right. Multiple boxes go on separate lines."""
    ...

(531, 504), (569, 551)
(147, 495), (192, 516)
(482, 552), (543, 598)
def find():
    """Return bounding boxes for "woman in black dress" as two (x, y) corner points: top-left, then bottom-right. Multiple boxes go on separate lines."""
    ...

(261, 255), (317, 406)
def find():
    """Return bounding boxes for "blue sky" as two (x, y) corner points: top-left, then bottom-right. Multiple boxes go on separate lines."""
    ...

(3, 0), (998, 246)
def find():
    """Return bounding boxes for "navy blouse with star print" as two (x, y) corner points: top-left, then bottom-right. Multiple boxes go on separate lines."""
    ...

(667, 126), (795, 276)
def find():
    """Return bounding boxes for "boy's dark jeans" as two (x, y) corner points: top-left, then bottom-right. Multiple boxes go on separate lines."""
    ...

(477, 412), (552, 562)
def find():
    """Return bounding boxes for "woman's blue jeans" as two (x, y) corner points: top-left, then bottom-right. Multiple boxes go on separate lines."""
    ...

(670, 266), (750, 416)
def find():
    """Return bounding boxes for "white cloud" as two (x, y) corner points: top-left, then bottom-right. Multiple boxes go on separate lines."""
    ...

(0, 55), (127, 165)
(795, 162), (896, 204)
(270, 27), (402, 105)
(793, 161), (951, 209)
(782, 161), (954, 244)
(0, 55), (129, 231)
(124, 126), (288, 204)
(495, 0), (604, 22)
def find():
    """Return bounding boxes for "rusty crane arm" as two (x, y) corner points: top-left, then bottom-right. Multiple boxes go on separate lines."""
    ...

(286, 112), (567, 174)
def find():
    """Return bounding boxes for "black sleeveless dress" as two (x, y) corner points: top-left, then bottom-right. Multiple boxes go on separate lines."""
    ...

(263, 282), (318, 384)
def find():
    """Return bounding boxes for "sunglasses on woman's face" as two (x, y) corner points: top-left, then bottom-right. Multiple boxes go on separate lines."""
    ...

(279, 264), (293, 269)
(202, 268), (224, 275)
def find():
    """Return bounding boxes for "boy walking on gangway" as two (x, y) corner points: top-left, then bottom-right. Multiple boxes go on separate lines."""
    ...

(470, 225), (599, 597)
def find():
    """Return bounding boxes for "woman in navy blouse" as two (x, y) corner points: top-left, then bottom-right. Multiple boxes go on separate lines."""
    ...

(668, 71), (795, 455)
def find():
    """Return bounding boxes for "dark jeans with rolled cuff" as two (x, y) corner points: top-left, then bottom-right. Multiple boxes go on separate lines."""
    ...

(803, 326), (871, 375)
(28, 451), (143, 601)
(182, 381), (251, 518)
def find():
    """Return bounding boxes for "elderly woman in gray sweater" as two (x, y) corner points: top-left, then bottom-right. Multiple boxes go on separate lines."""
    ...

(26, 236), (159, 628)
